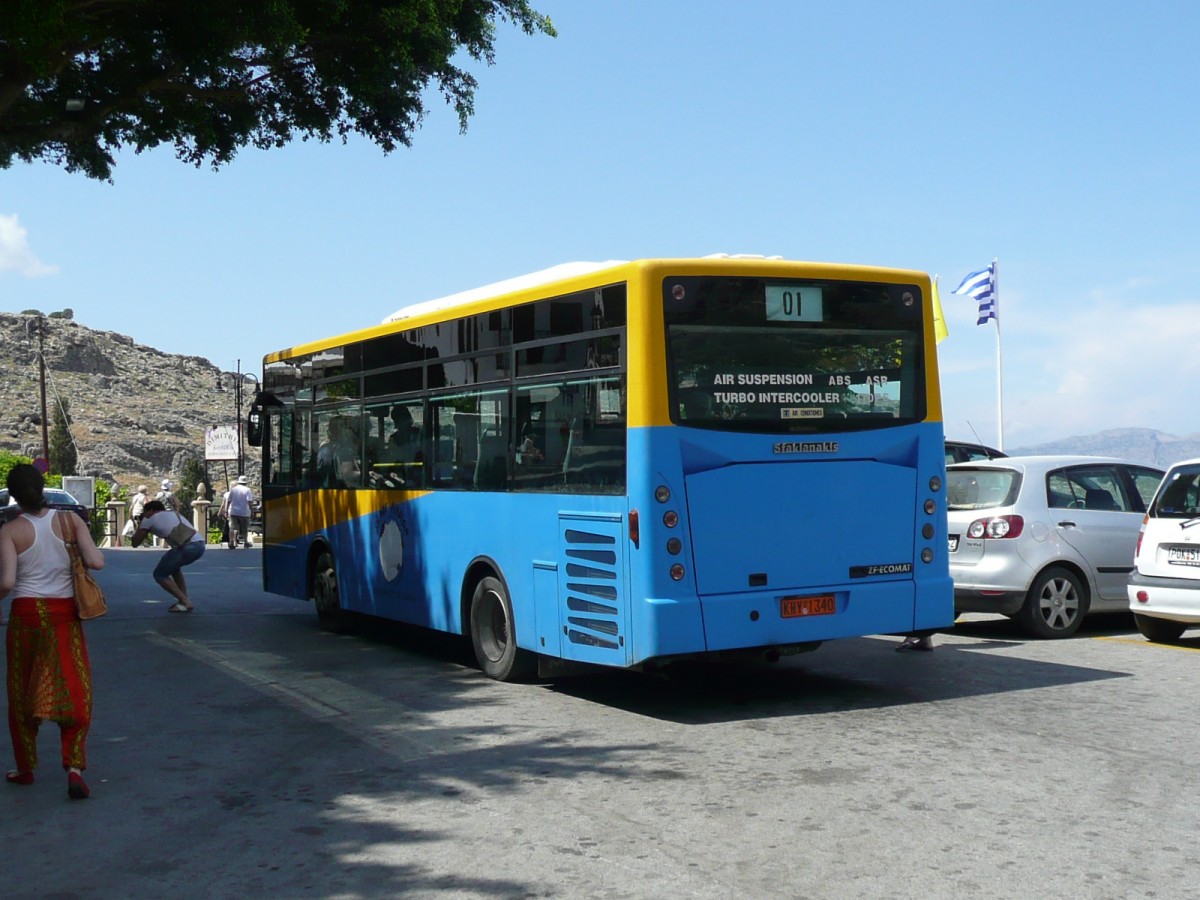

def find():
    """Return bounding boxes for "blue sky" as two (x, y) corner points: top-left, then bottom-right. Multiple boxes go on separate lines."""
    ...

(3, 1), (1198, 450)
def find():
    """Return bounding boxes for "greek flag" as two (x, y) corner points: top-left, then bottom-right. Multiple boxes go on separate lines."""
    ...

(953, 262), (997, 325)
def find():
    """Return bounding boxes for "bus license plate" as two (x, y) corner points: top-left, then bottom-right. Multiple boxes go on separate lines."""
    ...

(781, 594), (836, 618)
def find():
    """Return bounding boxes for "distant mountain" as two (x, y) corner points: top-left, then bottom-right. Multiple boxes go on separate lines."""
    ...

(0, 312), (259, 490)
(1009, 428), (1200, 469)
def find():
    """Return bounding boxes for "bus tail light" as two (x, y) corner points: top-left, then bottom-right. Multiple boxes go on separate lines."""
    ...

(629, 508), (640, 547)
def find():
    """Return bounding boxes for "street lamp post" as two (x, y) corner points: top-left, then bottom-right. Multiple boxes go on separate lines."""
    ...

(215, 360), (260, 475)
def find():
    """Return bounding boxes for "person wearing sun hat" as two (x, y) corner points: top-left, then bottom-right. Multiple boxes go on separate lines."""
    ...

(226, 475), (254, 549)
(128, 483), (149, 527)
(155, 479), (176, 512)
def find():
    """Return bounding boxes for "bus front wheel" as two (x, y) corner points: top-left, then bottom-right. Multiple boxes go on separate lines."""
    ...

(313, 550), (349, 633)
(469, 576), (536, 682)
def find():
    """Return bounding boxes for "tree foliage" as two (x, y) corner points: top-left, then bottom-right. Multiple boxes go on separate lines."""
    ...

(49, 396), (78, 476)
(177, 455), (212, 514)
(0, 449), (33, 487)
(0, 1), (555, 180)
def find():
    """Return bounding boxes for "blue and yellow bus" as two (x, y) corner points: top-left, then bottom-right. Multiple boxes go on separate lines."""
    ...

(250, 257), (952, 679)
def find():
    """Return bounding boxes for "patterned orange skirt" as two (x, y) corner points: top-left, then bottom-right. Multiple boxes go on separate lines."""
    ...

(6, 597), (92, 772)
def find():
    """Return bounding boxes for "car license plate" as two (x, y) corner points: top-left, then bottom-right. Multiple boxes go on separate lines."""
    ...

(781, 594), (836, 618)
(1167, 546), (1200, 565)
(948, 535), (959, 552)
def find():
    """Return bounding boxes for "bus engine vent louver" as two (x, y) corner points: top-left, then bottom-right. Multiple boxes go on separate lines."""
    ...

(564, 530), (621, 649)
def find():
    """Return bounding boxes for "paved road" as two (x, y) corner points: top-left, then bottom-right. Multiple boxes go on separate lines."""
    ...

(3, 548), (1198, 898)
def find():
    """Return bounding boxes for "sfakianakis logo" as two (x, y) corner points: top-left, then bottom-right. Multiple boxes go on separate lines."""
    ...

(772, 441), (839, 454)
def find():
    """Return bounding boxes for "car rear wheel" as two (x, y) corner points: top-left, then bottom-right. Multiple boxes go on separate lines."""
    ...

(1018, 566), (1088, 638)
(1134, 613), (1187, 643)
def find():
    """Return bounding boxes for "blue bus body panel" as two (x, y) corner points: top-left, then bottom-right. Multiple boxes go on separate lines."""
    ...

(623, 421), (952, 663)
(684, 460), (915, 594)
(263, 419), (952, 669)
(263, 491), (635, 667)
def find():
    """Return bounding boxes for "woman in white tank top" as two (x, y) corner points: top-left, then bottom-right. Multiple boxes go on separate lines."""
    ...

(0, 464), (104, 799)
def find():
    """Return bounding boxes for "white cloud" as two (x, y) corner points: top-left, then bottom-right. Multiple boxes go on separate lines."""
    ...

(1006, 300), (1200, 442)
(0, 213), (58, 277)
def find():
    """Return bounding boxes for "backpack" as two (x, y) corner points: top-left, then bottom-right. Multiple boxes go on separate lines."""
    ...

(159, 490), (177, 512)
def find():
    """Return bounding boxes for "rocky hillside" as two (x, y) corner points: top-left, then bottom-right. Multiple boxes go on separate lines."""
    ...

(0, 312), (260, 492)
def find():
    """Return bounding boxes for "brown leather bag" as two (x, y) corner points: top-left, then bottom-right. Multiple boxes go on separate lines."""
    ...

(63, 511), (107, 620)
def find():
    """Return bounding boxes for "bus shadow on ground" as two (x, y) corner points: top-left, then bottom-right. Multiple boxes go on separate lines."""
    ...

(303, 613), (1138, 727)
(542, 633), (1134, 725)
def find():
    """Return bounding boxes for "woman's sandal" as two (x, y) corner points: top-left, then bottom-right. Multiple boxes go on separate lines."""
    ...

(68, 771), (90, 799)
(6, 770), (34, 785)
(168, 602), (193, 613)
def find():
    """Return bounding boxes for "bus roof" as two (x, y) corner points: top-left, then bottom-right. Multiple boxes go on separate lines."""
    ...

(382, 260), (628, 324)
(264, 256), (929, 364)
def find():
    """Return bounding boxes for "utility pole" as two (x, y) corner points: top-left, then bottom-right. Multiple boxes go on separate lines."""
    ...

(236, 358), (244, 476)
(28, 316), (49, 465)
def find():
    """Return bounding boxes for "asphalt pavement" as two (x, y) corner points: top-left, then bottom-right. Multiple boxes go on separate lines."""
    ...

(3, 548), (1200, 899)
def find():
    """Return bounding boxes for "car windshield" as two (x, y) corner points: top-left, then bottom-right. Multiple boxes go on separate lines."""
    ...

(45, 489), (80, 505)
(1151, 465), (1200, 518)
(947, 468), (1023, 510)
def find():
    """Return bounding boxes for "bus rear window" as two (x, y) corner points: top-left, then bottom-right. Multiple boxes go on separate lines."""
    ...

(663, 276), (926, 433)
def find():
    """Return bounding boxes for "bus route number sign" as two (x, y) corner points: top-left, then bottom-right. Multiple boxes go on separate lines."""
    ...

(780, 594), (837, 618)
(765, 284), (823, 322)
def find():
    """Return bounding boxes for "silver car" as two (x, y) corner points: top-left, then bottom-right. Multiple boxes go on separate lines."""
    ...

(948, 456), (1163, 638)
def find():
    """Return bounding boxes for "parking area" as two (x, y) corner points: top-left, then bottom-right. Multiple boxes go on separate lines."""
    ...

(5, 550), (1199, 897)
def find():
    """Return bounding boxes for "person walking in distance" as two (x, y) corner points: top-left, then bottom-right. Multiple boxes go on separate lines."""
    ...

(226, 475), (254, 549)
(131, 499), (205, 612)
(129, 484), (149, 528)
(0, 463), (104, 800)
(155, 479), (176, 511)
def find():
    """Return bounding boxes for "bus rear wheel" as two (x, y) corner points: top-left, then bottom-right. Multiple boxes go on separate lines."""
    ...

(313, 550), (349, 633)
(469, 576), (536, 682)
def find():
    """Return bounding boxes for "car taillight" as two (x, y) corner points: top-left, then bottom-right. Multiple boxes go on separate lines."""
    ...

(966, 515), (1024, 539)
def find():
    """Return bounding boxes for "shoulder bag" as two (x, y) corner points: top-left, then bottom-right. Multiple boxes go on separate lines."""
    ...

(63, 512), (107, 620)
(165, 512), (198, 549)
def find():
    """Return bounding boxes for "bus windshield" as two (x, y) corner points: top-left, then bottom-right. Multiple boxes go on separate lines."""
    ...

(663, 275), (926, 433)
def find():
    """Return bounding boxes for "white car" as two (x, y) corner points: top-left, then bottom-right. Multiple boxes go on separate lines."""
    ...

(949, 456), (1163, 638)
(1128, 457), (1200, 642)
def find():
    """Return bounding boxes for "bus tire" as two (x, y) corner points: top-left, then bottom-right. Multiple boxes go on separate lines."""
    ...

(313, 550), (350, 633)
(469, 576), (536, 682)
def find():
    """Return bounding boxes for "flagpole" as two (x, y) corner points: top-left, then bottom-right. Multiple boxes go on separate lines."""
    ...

(993, 258), (1004, 451)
